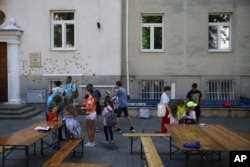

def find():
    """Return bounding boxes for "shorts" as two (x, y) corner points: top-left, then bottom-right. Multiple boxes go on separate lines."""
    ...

(85, 112), (96, 120)
(116, 107), (129, 118)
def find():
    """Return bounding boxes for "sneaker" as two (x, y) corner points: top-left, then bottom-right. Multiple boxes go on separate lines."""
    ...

(90, 142), (96, 147)
(94, 128), (100, 132)
(130, 127), (135, 133)
(115, 128), (122, 134)
(103, 141), (109, 144)
(110, 140), (114, 144)
(84, 142), (95, 147)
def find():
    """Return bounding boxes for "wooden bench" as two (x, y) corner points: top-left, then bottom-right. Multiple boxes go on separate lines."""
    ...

(58, 163), (112, 167)
(122, 133), (170, 154)
(43, 137), (84, 167)
(140, 136), (164, 167)
(238, 132), (250, 141)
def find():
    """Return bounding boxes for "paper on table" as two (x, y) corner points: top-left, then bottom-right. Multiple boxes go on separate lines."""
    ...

(34, 126), (51, 131)
(199, 123), (207, 126)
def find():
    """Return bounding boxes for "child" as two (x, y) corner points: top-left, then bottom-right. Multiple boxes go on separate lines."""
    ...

(183, 101), (198, 124)
(177, 98), (186, 124)
(104, 90), (111, 107)
(63, 104), (77, 119)
(47, 105), (58, 121)
(47, 105), (59, 148)
(168, 104), (179, 124)
(102, 99), (114, 144)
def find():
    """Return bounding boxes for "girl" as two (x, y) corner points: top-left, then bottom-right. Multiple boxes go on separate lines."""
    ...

(102, 99), (114, 144)
(168, 104), (179, 124)
(160, 86), (171, 133)
(177, 98), (186, 124)
(81, 86), (96, 147)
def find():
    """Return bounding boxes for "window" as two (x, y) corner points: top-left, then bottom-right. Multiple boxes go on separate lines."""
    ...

(51, 12), (75, 50)
(208, 13), (232, 52)
(207, 80), (235, 100)
(141, 15), (164, 52)
(138, 80), (164, 99)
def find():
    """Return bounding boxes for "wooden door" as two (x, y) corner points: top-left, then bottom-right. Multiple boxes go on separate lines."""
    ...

(0, 42), (8, 102)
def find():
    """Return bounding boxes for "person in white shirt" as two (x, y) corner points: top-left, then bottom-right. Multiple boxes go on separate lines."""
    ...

(183, 101), (198, 124)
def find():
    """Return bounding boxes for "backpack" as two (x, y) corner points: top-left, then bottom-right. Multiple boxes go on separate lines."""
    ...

(106, 107), (116, 127)
(71, 84), (79, 99)
(65, 118), (82, 139)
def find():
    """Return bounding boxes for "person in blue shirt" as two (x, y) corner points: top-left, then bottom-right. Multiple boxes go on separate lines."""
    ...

(46, 94), (65, 140)
(64, 76), (77, 105)
(112, 81), (135, 134)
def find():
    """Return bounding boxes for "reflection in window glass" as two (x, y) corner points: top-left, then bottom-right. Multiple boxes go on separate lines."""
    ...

(142, 16), (162, 23)
(209, 14), (230, 23)
(220, 26), (229, 49)
(208, 26), (218, 49)
(53, 13), (74, 20)
(142, 27), (150, 49)
(51, 11), (75, 50)
(154, 27), (162, 49)
(208, 13), (231, 51)
(54, 25), (62, 47)
(66, 24), (74, 48)
(141, 15), (163, 51)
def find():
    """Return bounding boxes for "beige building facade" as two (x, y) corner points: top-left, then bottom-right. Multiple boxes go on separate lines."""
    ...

(0, 0), (249, 103)
(122, 0), (250, 100)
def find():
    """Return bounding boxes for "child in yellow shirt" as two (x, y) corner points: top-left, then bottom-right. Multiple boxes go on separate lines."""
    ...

(177, 98), (186, 124)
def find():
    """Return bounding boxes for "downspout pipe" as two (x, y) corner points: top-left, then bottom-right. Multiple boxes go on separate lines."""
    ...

(126, 0), (130, 95)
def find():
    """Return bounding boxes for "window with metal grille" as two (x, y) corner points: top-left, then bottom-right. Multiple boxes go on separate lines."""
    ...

(207, 80), (235, 100)
(138, 80), (164, 99)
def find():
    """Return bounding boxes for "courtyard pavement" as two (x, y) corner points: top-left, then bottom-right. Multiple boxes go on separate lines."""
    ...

(0, 105), (250, 167)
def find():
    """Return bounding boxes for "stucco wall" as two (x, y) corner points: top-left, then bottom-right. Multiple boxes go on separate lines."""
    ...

(122, 0), (250, 99)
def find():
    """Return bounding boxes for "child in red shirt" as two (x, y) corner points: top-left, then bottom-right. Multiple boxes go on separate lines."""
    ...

(48, 105), (59, 148)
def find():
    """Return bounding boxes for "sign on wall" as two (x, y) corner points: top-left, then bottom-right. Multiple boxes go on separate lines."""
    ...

(30, 52), (42, 68)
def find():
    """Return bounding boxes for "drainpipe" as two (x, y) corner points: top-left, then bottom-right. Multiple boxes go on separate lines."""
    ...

(126, 0), (130, 95)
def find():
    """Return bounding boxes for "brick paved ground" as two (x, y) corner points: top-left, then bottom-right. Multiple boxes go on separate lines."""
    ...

(0, 107), (249, 167)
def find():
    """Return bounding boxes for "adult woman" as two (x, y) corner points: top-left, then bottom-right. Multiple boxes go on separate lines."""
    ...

(81, 86), (96, 147)
(160, 86), (171, 134)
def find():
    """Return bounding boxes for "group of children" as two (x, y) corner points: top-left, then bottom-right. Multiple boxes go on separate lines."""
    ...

(168, 98), (198, 125)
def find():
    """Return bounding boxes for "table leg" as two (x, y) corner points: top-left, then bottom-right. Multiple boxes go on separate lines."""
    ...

(41, 138), (43, 156)
(185, 151), (189, 167)
(25, 146), (29, 167)
(140, 141), (143, 159)
(170, 136), (172, 160)
(130, 137), (133, 155)
(2, 146), (5, 167)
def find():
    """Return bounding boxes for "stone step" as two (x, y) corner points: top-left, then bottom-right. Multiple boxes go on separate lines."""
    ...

(0, 109), (43, 119)
(0, 103), (44, 119)
(0, 106), (34, 115)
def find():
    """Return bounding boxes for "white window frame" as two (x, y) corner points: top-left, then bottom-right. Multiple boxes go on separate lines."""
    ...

(208, 13), (232, 52)
(141, 15), (164, 52)
(51, 11), (76, 51)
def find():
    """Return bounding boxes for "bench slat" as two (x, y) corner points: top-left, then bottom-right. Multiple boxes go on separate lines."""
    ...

(123, 133), (170, 137)
(58, 163), (112, 167)
(238, 132), (250, 141)
(43, 138), (83, 167)
(141, 136), (164, 167)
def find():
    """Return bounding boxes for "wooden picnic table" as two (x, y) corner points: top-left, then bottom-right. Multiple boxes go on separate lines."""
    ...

(0, 120), (64, 167)
(165, 124), (250, 167)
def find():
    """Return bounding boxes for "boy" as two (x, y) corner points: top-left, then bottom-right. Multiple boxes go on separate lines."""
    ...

(183, 101), (198, 124)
